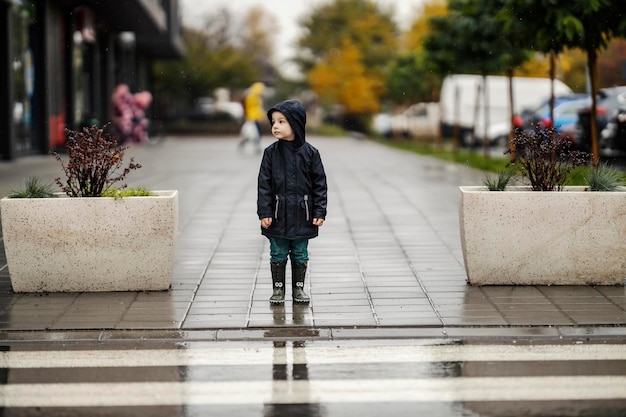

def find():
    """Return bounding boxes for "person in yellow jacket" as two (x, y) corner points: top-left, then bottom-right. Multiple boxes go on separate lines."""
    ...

(239, 82), (265, 153)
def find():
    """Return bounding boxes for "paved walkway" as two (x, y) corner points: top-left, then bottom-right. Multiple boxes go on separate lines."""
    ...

(1, 135), (626, 341)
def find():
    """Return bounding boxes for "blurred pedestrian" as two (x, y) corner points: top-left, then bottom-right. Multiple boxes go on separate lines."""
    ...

(111, 84), (152, 144)
(257, 100), (328, 304)
(239, 81), (265, 153)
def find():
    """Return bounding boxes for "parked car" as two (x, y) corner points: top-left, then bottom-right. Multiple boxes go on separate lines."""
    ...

(371, 113), (392, 138)
(440, 74), (573, 147)
(575, 86), (626, 153)
(406, 102), (440, 139)
(520, 95), (591, 144)
(190, 97), (244, 122)
(522, 94), (589, 131)
(484, 95), (587, 148)
(389, 102), (440, 139)
(599, 102), (626, 153)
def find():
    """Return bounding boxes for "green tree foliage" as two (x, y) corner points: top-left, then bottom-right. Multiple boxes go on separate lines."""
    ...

(424, 0), (530, 155)
(501, 0), (626, 166)
(308, 39), (384, 115)
(297, 0), (398, 128)
(383, 0), (446, 105)
(404, 0), (447, 52)
(152, 8), (273, 116)
(296, 0), (398, 73)
(425, 0), (528, 76)
(385, 52), (441, 105)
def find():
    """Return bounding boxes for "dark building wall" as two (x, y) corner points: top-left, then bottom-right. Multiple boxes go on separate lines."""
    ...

(0, 0), (184, 160)
(0, 1), (14, 160)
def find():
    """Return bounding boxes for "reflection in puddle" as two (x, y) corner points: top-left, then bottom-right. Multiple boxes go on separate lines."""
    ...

(264, 340), (323, 417)
(293, 304), (309, 325)
(270, 304), (285, 325)
(268, 303), (312, 326)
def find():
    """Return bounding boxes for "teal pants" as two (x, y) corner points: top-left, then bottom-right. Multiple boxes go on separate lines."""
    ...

(269, 237), (309, 265)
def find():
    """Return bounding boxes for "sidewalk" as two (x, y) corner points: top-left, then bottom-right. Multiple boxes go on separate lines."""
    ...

(1, 135), (625, 342)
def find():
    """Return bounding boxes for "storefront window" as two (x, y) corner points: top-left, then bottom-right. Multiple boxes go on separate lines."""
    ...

(10, 2), (36, 153)
(72, 29), (85, 127)
(72, 6), (98, 129)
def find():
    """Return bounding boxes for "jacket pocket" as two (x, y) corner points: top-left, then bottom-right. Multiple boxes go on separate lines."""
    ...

(303, 194), (310, 222)
(274, 195), (280, 220)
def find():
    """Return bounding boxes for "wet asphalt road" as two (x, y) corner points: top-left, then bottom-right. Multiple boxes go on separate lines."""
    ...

(2, 338), (626, 416)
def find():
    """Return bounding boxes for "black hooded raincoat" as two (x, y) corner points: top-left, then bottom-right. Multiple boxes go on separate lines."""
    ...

(257, 100), (328, 240)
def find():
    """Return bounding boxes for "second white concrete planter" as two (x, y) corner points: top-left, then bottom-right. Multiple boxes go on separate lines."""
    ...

(0, 190), (178, 292)
(459, 186), (626, 286)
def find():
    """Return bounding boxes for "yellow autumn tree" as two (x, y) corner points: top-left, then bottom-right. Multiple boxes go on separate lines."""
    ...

(308, 39), (384, 119)
(404, 0), (447, 52)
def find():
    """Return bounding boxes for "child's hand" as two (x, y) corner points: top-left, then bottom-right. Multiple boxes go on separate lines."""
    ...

(313, 218), (324, 227)
(261, 218), (272, 229)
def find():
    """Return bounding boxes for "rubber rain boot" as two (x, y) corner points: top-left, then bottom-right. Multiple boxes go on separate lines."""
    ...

(269, 262), (286, 304)
(292, 263), (310, 304)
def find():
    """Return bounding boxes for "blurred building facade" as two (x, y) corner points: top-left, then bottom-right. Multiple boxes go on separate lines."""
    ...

(0, 0), (184, 160)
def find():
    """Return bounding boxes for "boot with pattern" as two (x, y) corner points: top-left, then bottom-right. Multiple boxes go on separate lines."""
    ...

(269, 262), (286, 304)
(291, 263), (310, 304)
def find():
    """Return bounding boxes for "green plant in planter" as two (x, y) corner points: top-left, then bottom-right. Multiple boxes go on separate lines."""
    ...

(585, 163), (625, 191)
(504, 125), (590, 191)
(8, 177), (58, 198)
(483, 167), (517, 191)
(52, 125), (142, 197)
(101, 186), (155, 199)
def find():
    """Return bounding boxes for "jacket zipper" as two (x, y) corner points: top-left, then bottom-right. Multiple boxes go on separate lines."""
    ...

(304, 194), (310, 222)
(274, 195), (280, 219)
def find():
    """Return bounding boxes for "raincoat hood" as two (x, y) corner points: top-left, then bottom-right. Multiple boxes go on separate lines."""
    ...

(250, 82), (265, 95)
(267, 100), (306, 148)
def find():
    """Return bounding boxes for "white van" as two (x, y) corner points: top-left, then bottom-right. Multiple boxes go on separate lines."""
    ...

(440, 74), (573, 146)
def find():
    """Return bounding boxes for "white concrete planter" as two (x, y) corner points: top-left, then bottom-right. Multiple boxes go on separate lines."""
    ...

(459, 186), (626, 286)
(0, 190), (178, 292)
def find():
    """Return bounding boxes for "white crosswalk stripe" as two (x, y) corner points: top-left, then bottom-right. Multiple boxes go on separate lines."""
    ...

(2, 343), (626, 368)
(0, 342), (625, 415)
(3, 377), (626, 407)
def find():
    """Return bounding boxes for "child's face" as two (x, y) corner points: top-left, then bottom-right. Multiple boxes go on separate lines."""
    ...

(270, 111), (295, 141)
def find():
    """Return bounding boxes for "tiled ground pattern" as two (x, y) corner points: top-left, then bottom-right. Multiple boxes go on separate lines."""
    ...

(0, 137), (625, 332)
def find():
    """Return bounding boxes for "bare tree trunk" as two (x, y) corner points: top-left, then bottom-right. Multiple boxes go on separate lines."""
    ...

(507, 67), (516, 161)
(549, 52), (556, 124)
(482, 74), (490, 159)
(437, 101), (444, 150)
(588, 47), (600, 168)
(453, 84), (460, 152)
(471, 79), (481, 152)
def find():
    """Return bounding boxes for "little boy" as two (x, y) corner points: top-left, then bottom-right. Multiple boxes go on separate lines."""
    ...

(257, 100), (328, 304)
